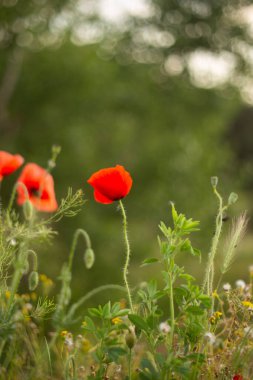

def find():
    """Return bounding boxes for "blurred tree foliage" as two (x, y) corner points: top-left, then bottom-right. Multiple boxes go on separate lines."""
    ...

(0, 0), (250, 302)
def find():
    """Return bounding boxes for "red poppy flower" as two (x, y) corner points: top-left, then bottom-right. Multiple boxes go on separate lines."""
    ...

(87, 165), (132, 204)
(16, 163), (58, 212)
(0, 151), (24, 181)
(233, 375), (243, 380)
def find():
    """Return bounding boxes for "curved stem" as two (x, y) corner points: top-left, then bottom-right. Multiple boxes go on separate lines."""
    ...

(119, 200), (134, 313)
(68, 229), (91, 271)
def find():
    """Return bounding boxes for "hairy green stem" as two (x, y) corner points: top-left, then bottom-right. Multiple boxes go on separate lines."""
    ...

(168, 269), (175, 348)
(128, 348), (132, 380)
(119, 200), (133, 313)
(68, 228), (91, 271)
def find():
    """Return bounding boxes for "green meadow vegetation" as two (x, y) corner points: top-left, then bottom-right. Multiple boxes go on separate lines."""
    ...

(1, 1), (253, 378)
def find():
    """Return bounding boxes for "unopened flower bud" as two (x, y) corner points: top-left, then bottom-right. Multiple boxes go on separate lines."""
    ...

(228, 192), (238, 205)
(23, 200), (33, 221)
(211, 176), (218, 188)
(125, 326), (136, 350)
(52, 145), (61, 155)
(84, 248), (95, 269)
(29, 271), (39, 291)
(48, 160), (56, 170)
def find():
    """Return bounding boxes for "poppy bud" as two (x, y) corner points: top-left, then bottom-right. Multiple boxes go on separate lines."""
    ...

(125, 326), (136, 350)
(52, 145), (61, 156)
(228, 192), (238, 205)
(84, 248), (95, 269)
(211, 176), (218, 188)
(23, 200), (34, 221)
(29, 271), (39, 291)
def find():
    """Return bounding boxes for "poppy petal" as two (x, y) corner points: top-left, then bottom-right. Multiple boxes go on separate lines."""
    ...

(94, 189), (114, 204)
(0, 151), (24, 180)
(17, 163), (58, 212)
(87, 165), (132, 204)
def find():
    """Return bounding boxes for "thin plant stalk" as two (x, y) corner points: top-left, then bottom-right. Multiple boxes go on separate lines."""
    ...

(202, 187), (225, 296)
(51, 229), (92, 347)
(128, 348), (132, 380)
(119, 200), (134, 313)
(168, 269), (175, 347)
(7, 181), (30, 216)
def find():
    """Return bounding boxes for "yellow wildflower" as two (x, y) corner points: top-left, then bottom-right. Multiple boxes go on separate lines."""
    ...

(214, 311), (222, 319)
(5, 290), (11, 300)
(30, 292), (37, 301)
(82, 338), (91, 353)
(60, 330), (68, 338)
(242, 301), (253, 309)
(209, 311), (222, 325)
(212, 290), (219, 299)
(112, 317), (123, 325)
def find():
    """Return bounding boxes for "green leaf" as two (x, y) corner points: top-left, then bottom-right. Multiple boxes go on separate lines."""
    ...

(174, 286), (189, 299)
(198, 295), (211, 308)
(171, 203), (178, 224)
(185, 306), (204, 315)
(102, 301), (111, 319)
(82, 316), (96, 331)
(88, 307), (102, 318)
(179, 273), (196, 282)
(106, 346), (127, 361)
(128, 314), (149, 332)
(115, 308), (130, 317)
(141, 257), (160, 267)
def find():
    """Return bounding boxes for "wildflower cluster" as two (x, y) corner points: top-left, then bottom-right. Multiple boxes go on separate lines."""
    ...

(0, 148), (251, 379)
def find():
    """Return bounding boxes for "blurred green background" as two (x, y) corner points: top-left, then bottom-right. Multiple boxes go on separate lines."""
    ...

(1, 0), (253, 307)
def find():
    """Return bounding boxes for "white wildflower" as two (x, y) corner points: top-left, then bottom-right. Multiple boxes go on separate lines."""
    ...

(223, 283), (231, 292)
(235, 280), (246, 289)
(204, 332), (216, 345)
(159, 321), (171, 334)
